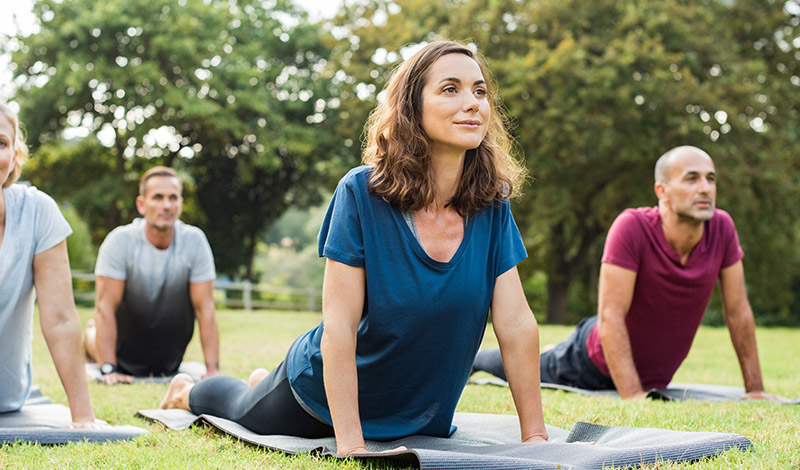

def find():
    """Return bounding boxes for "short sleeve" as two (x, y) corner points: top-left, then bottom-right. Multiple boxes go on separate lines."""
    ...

(496, 201), (527, 277)
(601, 210), (642, 272)
(188, 228), (216, 283)
(716, 210), (745, 269)
(32, 190), (72, 255)
(95, 228), (129, 280)
(317, 170), (366, 267)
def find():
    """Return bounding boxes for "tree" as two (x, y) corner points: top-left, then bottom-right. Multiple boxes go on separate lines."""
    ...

(9, 0), (344, 278)
(327, 0), (800, 323)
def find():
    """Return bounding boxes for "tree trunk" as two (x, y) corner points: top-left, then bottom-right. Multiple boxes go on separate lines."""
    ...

(546, 221), (571, 324)
(587, 242), (600, 315)
(544, 218), (604, 324)
(546, 276), (570, 325)
(244, 233), (257, 282)
(105, 131), (127, 231)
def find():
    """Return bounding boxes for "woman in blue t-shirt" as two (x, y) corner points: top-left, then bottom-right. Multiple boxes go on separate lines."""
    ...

(0, 102), (98, 427)
(160, 40), (548, 454)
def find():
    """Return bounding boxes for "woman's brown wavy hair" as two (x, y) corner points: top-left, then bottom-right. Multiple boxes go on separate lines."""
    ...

(362, 40), (526, 216)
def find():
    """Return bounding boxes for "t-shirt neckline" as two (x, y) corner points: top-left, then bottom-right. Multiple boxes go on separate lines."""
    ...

(394, 206), (473, 269)
(649, 207), (710, 267)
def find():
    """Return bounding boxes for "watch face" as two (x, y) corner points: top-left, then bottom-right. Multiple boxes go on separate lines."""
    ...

(101, 363), (115, 375)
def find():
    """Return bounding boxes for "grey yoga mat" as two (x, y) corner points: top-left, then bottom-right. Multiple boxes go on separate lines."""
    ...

(471, 378), (800, 404)
(85, 361), (207, 384)
(0, 387), (148, 444)
(137, 409), (751, 470)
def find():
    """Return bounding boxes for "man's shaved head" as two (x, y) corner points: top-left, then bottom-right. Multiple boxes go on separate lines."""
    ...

(654, 146), (712, 184)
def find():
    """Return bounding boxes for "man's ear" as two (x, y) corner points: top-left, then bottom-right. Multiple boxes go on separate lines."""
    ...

(654, 181), (667, 202)
(135, 195), (145, 215)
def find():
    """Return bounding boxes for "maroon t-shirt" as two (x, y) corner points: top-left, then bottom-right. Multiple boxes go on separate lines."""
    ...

(586, 207), (744, 388)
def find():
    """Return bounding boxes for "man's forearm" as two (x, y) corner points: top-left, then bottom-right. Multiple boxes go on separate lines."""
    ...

(196, 305), (220, 373)
(598, 313), (646, 399)
(94, 305), (119, 365)
(200, 330), (220, 372)
(596, 263), (642, 399)
(726, 305), (764, 392)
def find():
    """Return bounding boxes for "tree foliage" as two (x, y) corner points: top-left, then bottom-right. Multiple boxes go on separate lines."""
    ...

(7, 0), (799, 321)
(10, 0), (345, 278)
(327, 0), (800, 323)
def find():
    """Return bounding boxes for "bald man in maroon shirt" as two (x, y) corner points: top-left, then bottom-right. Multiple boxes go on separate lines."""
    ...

(474, 146), (777, 400)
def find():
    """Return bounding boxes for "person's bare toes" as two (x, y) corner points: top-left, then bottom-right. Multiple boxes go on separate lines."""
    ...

(248, 368), (269, 387)
(160, 373), (194, 409)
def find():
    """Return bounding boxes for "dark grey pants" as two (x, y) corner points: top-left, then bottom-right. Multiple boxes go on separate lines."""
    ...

(472, 316), (615, 390)
(189, 359), (334, 437)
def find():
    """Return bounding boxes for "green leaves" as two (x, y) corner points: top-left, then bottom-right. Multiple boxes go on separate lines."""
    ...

(13, 0), (340, 279)
(11, 0), (799, 319)
(329, 0), (800, 323)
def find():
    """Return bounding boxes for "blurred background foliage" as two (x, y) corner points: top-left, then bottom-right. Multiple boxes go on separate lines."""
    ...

(5, 0), (799, 325)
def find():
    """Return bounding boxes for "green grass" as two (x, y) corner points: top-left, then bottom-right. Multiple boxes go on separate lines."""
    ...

(2, 308), (798, 469)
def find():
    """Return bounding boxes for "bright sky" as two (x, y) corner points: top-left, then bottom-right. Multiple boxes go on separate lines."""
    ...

(0, 0), (344, 101)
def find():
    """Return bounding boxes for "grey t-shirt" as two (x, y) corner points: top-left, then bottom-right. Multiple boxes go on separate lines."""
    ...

(0, 185), (71, 411)
(94, 218), (215, 375)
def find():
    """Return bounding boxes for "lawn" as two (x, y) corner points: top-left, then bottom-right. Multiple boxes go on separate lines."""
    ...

(1, 308), (798, 469)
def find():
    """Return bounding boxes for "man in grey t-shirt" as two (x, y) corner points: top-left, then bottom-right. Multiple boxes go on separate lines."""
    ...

(85, 166), (220, 385)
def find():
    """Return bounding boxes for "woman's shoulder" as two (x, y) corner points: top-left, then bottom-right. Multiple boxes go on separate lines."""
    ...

(338, 165), (373, 186)
(5, 184), (59, 212)
(476, 197), (512, 217)
(332, 165), (376, 200)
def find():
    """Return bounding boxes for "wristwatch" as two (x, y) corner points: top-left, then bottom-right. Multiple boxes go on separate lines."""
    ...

(100, 363), (117, 375)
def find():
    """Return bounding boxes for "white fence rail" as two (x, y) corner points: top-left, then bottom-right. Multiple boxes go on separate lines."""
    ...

(71, 271), (321, 312)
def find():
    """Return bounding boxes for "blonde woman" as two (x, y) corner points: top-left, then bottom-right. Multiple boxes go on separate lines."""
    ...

(0, 102), (98, 427)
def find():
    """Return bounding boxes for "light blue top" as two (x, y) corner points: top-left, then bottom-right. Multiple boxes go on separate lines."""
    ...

(287, 166), (527, 440)
(0, 185), (72, 412)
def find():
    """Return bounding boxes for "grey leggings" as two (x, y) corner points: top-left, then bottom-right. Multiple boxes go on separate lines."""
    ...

(188, 360), (334, 437)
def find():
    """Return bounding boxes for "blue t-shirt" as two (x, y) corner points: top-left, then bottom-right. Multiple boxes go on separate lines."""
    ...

(286, 166), (527, 440)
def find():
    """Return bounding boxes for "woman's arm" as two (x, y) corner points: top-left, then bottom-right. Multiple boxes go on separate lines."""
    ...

(490, 267), (548, 442)
(33, 240), (97, 427)
(320, 258), (368, 455)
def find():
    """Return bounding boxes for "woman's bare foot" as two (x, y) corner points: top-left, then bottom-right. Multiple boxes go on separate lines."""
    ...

(160, 373), (195, 410)
(248, 368), (269, 387)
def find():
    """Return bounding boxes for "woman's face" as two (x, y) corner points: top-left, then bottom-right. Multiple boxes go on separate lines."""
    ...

(420, 53), (490, 159)
(0, 114), (17, 186)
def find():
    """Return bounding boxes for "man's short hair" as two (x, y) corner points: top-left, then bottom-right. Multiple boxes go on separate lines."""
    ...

(654, 146), (709, 184)
(139, 166), (181, 196)
(654, 149), (675, 184)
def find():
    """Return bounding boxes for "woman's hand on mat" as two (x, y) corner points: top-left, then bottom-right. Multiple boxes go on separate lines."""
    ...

(101, 371), (134, 385)
(338, 445), (408, 456)
(522, 432), (549, 443)
(69, 420), (110, 429)
(337, 443), (369, 456)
